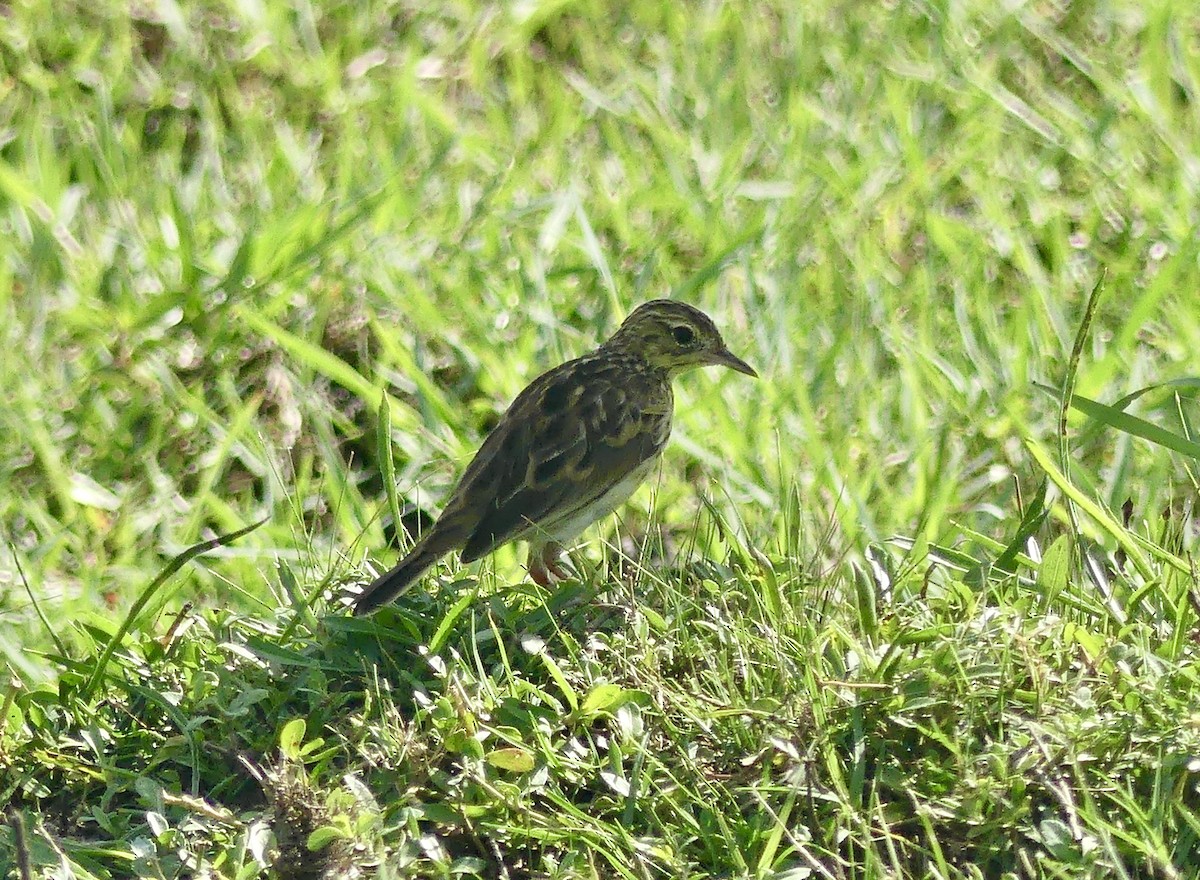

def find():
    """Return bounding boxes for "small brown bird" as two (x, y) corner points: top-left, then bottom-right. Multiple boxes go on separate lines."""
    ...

(351, 299), (756, 616)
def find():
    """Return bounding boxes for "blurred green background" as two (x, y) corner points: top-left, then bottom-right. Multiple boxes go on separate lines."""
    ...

(5, 1), (1196, 634)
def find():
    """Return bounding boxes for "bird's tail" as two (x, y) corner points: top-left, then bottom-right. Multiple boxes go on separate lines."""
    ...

(351, 536), (451, 616)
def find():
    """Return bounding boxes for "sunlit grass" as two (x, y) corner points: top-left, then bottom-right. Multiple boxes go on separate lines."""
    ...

(2, 0), (1199, 877)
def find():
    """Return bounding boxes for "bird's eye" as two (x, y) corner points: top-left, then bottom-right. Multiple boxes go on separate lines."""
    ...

(671, 324), (696, 346)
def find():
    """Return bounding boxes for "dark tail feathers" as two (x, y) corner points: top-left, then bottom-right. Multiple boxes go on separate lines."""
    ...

(351, 539), (448, 616)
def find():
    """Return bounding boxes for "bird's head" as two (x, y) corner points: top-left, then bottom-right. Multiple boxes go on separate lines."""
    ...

(602, 300), (758, 378)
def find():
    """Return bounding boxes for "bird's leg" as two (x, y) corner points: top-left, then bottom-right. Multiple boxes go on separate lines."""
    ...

(543, 542), (572, 580)
(529, 541), (570, 586)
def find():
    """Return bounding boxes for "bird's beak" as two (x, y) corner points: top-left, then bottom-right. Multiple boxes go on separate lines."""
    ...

(708, 347), (758, 377)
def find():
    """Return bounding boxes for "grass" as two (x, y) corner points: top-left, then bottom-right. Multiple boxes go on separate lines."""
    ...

(2, 0), (1199, 876)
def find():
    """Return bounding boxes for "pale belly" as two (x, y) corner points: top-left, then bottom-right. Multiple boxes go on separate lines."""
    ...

(539, 455), (661, 546)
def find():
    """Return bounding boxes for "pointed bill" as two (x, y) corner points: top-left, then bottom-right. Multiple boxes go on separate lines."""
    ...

(707, 347), (758, 377)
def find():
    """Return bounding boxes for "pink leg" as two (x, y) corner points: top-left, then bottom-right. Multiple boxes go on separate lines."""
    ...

(529, 542), (570, 586)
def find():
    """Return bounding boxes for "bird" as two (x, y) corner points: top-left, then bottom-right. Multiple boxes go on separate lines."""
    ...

(351, 299), (757, 616)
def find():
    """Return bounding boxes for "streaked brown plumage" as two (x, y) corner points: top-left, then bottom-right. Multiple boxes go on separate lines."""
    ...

(351, 299), (756, 616)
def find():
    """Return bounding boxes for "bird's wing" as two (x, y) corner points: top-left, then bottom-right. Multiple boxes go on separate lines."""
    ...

(447, 354), (672, 563)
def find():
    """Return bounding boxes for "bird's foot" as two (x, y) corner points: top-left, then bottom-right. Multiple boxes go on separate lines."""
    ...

(529, 542), (571, 586)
